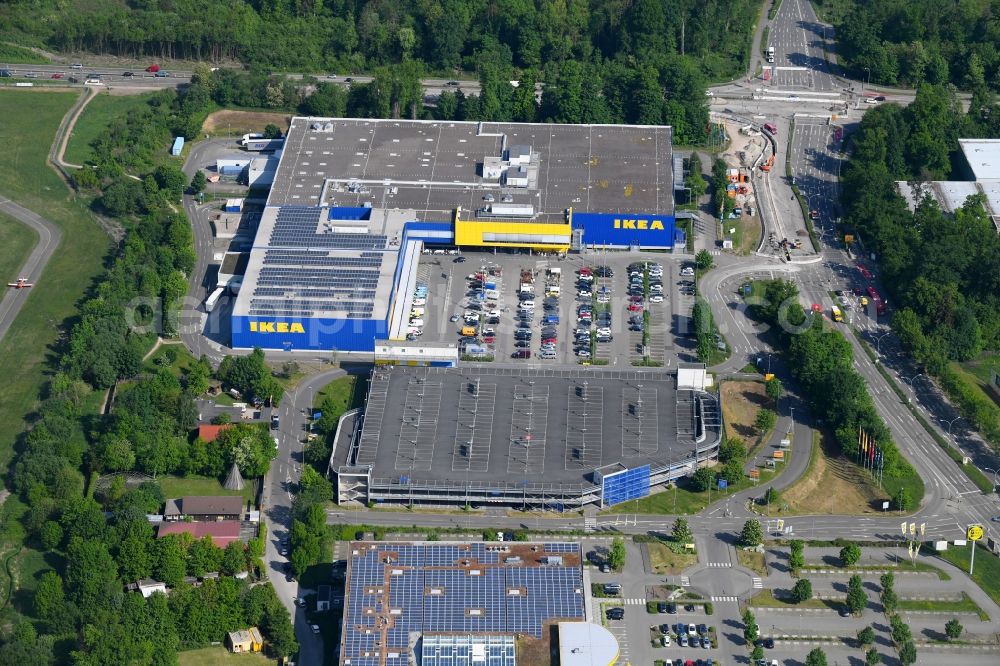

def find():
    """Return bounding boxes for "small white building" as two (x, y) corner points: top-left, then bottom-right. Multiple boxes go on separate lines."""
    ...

(136, 579), (167, 598)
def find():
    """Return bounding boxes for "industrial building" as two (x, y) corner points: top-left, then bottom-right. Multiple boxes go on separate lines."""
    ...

(896, 138), (1000, 232)
(230, 117), (681, 353)
(339, 541), (594, 666)
(330, 365), (721, 509)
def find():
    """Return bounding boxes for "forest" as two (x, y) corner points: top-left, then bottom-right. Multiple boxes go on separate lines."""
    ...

(839, 84), (1000, 445)
(0, 0), (760, 83)
(823, 0), (1000, 91)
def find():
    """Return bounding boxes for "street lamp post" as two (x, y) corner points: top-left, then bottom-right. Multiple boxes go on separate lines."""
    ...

(900, 373), (924, 387)
(874, 330), (892, 355)
(939, 416), (963, 437)
(861, 67), (870, 101)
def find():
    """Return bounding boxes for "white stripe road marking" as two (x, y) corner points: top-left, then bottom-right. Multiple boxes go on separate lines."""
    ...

(752, 577), (764, 589)
(706, 562), (732, 568)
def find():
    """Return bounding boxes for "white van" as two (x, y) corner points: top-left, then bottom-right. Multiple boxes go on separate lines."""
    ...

(409, 318), (425, 327)
(484, 289), (500, 300)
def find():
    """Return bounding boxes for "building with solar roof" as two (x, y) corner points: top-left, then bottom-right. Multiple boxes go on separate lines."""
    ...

(230, 117), (681, 353)
(339, 541), (592, 666)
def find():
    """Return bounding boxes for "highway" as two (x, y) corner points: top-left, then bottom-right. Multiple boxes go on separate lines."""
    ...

(0, 197), (61, 343)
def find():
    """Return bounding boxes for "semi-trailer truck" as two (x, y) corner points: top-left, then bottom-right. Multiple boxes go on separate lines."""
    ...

(204, 286), (225, 313)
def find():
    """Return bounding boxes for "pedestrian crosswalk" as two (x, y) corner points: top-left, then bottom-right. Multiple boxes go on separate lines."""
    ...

(752, 577), (763, 589)
(621, 598), (650, 606)
(584, 516), (597, 531)
(680, 576), (690, 587)
(706, 562), (732, 568)
(711, 596), (738, 602)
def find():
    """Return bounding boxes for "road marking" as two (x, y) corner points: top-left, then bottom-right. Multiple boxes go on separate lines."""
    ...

(681, 576), (690, 587)
(706, 562), (732, 568)
(711, 596), (738, 602)
(752, 577), (763, 589)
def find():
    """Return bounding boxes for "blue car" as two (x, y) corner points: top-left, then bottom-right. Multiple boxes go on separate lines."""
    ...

(544, 315), (560, 324)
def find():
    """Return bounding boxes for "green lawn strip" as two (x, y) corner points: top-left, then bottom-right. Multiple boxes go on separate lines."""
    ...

(799, 562), (949, 579)
(737, 550), (768, 576)
(63, 91), (158, 165)
(157, 474), (256, 505)
(897, 592), (988, 620)
(0, 212), (38, 283)
(931, 544), (1000, 608)
(603, 475), (760, 515)
(646, 541), (698, 575)
(961, 355), (1000, 384)
(313, 375), (361, 413)
(0, 90), (110, 478)
(851, 330), (994, 494)
(749, 588), (839, 610)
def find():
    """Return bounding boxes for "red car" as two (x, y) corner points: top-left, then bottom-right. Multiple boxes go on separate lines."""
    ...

(483, 335), (495, 343)
(146, 64), (160, 72)
(811, 303), (822, 313)
(50, 73), (64, 79)
(578, 267), (592, 276)
(542, 337), (557, 345)
(627, 303), (643, 312)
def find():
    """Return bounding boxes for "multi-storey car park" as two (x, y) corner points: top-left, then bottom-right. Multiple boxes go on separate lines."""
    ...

(229, 117), (681, 353)
(330, 365), (721, 509)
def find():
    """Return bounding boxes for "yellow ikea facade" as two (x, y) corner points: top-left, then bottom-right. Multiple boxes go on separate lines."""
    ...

(453, 209), (572, 251)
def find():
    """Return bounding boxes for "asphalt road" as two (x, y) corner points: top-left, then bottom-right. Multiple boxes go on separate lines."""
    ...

(0, 197), (61, 343)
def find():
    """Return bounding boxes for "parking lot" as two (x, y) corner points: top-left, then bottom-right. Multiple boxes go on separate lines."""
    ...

(409, 249), (697, 369)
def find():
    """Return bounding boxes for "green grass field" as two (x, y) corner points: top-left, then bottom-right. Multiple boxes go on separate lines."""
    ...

(0, 90), (110, 479)
(157, 475), (257, 505)
(313, 375), (360, 413)
(897, 592), (988, 620)
(933, 544), (1000, 608)
(177, 647), (273, 666)
(63, 91), (157, 166)
(0, 43), (49, 64)
(0, 212), (38, 283)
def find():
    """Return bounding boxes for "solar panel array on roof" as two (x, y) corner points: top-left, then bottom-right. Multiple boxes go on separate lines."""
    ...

(249, 205), (390, 318)
(342, 543), (584, 666)
(421, 635), (516, 666)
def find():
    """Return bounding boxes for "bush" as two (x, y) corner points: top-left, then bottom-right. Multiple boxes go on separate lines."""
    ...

(792, 578), (813, 603)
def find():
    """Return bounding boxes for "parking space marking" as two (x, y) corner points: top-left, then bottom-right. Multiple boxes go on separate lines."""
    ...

(393, 377), (442, 472)
(354, 376), (388, 466)
(565, 383), (604, 469)
(452, 379), (496, 472)
(507, 383), (549, 473)
(621, 387), (659, 456)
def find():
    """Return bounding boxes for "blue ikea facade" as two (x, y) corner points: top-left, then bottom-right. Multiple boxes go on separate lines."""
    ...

(601, 465), (652, 506)
(573, 211), (680, 249)
(231, 315), (389, 353)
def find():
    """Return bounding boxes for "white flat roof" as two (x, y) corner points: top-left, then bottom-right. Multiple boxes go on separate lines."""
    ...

(960, 139), (1000, 181)
(558, 622), (619, 666)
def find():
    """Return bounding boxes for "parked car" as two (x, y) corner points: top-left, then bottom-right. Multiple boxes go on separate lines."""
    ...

(605, 607), (624, 620)
(512, 349), (531, 359)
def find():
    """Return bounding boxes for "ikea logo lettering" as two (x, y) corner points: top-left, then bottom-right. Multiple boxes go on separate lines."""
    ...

(249, 321), (305, 334)
(614, 218), (665, 231)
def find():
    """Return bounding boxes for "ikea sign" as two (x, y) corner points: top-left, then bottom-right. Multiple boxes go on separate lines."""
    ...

(573, 211), (677, 249)
(249, 321), (305, 334)
(614, 218), (666, 231)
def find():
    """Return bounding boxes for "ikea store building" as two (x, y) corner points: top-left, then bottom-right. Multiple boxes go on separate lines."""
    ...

(231, 117), (682, 353)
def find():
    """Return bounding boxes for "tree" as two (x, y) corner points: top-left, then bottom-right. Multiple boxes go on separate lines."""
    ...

(742, 608), (759, 643)
(865, 647), (881, 666)
(755, 408), (777, 433)
(751, 645), (764, 661)
(695, 249), (714, 270)
(893, 487), (911, 511)
(789, 539), (805, 571)
(719, 437), (747, 463)
(792, 578), (813, 603)
(263, 123), (282, 138)
(608, 537), (626, 571)
(944, 617), (963, 640)
(190, 170), (207, 194)
(154, 534), (188, 586)
(898, 641), (917, 666)
(690, 466), (715, 492)
(739, 519), (764, 548)
(847, 574), (868, 614)
(222, 541), (247, 575)
(765, 377), (784, 404)
(672, 518), (693, 546)
(805, 647), (828, 666)
(857, 625), (876, 647)
(880, 586), (898, 614)
(840, 543), (862, 566)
